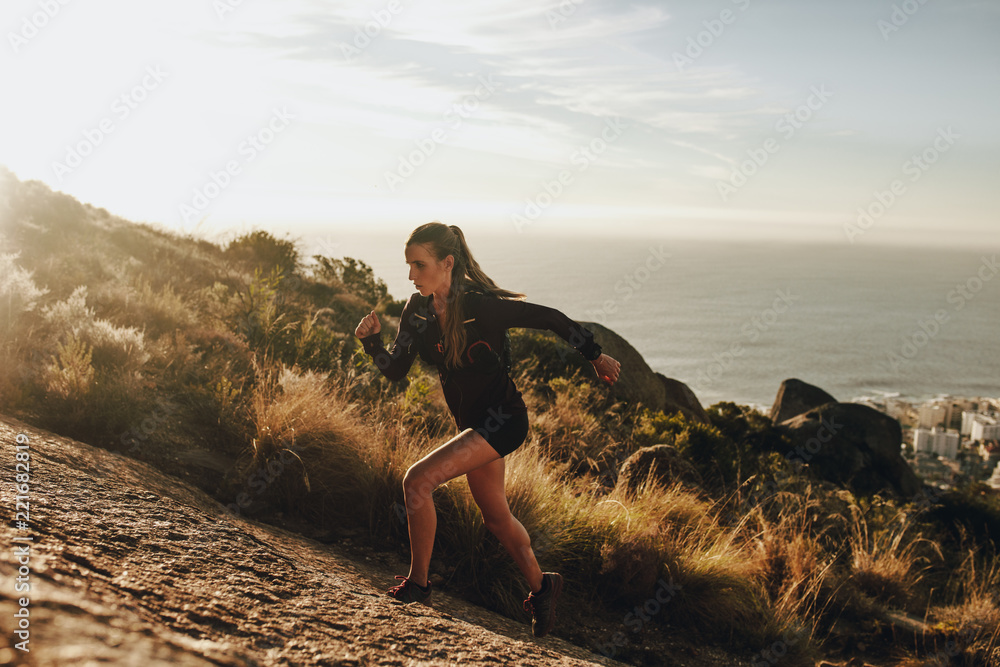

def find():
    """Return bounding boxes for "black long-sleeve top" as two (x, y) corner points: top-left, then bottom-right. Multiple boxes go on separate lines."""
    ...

(360, 289), (602, 431)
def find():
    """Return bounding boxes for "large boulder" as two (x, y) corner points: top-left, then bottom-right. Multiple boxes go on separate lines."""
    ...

(656, 373), (710, 424)
(779, 402), (921, 498)
(770, 378), (837, 424)
(616, 444), (704, 494)
(579, 321), (708, 423)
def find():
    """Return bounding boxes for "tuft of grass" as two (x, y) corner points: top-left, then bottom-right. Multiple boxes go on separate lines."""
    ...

(524, 373), (618, 473)
(242, 364), (363, 515)
(739, 485), (839, 649)
(848, 502), (940, 611)
(930, 549), (1000, 656)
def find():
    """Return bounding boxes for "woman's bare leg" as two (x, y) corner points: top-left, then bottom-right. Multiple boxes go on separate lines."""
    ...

(402, 428), (501, 586)
(466, 457), (544, 593)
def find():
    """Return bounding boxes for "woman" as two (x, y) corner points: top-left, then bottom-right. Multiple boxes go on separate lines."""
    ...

(354, 222), (621, 638)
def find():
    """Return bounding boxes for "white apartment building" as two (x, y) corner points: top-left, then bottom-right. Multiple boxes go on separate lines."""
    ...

(962, 411), (978, 436)
(972, 417), (1000, 443)
(913, 427), (960, 460)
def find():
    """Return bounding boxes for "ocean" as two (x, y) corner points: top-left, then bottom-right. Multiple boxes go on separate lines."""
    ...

(300, 230), (999, 411)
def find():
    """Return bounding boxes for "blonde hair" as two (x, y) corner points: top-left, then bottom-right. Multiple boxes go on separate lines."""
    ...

(406, 222), (525, 369)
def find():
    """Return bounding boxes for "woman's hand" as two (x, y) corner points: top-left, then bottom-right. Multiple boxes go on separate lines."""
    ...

(354, 310), (381, 339)
(591, 353), (621, 386)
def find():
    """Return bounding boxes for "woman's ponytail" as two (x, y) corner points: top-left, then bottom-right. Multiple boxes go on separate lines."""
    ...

(449, 225), (523, 301)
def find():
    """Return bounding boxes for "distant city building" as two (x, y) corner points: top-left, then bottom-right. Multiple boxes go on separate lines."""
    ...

(918, 399), (982, 430)
(946, 399), (975, 429)
(913, 427), (960, 460)
(919, 404), (949, 429)
(962, 411), (979, 436)
(971, 416), (1000, 443)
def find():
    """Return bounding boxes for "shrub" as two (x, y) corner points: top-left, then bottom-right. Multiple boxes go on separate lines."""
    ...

(230, 267), (301, 361)
(508, 329), (592, 385)
(43, 334), (94, 400)
(41, 286), (150, 372)
(0, 252), (48, 336)
(224, 230), (299, 275)
(632, 408), (745, 490)
(310, 255), (389, 307)
(525, 373), (619, 473)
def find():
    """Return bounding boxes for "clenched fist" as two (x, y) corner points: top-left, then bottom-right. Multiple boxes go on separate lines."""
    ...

(355, 310), (381, 338)
(591, 353), (621, 386)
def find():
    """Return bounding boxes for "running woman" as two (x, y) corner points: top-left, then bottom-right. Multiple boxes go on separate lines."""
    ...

(354, 222), (621, 638)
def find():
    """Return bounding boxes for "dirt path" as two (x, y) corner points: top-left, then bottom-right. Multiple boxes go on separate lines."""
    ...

(0, 414), (643, 666)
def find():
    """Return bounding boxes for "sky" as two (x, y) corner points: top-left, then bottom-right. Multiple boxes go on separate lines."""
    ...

(1, 0), (997, 247)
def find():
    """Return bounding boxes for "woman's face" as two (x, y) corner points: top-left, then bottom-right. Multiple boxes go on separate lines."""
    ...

(406, 242), (454, 297)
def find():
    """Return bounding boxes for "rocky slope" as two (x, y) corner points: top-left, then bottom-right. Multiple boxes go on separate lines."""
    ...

(0, 415), (754, 667)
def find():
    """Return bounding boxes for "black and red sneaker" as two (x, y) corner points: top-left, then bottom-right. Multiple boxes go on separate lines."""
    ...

(523, 572), (563, 637)
(387, 575), (433, 604)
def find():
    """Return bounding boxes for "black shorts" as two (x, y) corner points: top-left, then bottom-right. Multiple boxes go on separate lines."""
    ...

(472, 409), (529, 458)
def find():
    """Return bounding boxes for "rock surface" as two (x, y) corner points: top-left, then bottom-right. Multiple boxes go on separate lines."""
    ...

(579, 322), (708, 423)
(655, 374), (710, 425)
(770, 378), (837, 424)
(0, 414), (754, 667)
(616, 445), (704, 495)
(0, 415), (623, 666)
(779, 403), (922, 498)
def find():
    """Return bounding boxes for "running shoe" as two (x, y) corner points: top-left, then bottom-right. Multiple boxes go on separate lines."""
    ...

(387, 575), (433, 604)
(523, 572), (563, 637)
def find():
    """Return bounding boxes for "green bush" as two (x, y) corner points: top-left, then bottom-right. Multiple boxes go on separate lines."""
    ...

(508, 328), (593, 385)
(225, 230), (300, 275)
(310, 255), (389, 308)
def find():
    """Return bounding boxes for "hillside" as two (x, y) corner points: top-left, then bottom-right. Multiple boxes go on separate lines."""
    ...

(3, 167), (1000, 666)
(0, 414), (759, 666)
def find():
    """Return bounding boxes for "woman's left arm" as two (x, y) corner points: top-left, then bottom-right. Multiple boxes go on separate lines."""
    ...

(476, 296), (621, 386)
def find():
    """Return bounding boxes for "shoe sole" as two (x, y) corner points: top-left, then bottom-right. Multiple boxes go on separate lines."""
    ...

(388, 582), (433, 605)
(534, 573), (563, 638)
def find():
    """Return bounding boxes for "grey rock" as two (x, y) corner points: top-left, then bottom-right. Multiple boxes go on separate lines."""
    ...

(616, 444), (704, 494)
(580, 322), (708, 423)
(770, 378), (837, 424)
(780, 402), (921, 498)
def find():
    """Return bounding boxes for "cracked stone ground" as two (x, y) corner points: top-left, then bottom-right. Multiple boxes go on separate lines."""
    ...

(0, 414), (639, 667)
(0, 414), (756, 666)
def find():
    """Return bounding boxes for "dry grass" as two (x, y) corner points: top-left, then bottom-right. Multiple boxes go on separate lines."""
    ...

(521, 373), (621, 473)
(738, 486), (839, 647)
(848, 504), (940, 610)
(236, 362), (800, 650)
(930, 550), (1000, 657)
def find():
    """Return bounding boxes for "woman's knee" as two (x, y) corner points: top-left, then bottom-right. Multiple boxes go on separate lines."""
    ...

(403, 462), (438, 498)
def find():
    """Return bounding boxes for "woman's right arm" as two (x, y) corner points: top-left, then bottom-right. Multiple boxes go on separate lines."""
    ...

(356, 293), (424, 381)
